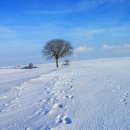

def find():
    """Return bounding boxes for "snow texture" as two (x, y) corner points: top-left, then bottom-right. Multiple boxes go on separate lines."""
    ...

(0, 57), (130, 130)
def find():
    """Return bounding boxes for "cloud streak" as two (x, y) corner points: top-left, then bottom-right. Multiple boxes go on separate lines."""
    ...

(102, 44), (130, 50)
(24, 0), (127, 14)
(68, 26), (129, 42)
(75, 46), (95, 53)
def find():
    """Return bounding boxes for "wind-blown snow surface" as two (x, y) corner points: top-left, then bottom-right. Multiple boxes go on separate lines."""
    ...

(0, 58), (130, 130)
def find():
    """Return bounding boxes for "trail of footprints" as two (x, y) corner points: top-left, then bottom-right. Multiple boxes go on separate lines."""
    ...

(120, 92), (128, 105)
(0, 82), (25, 112)
(33, 71), (76, 129)
(108, 80), (129, 105)
(0, 69), (76, 129)
(48, 80), (74, 128)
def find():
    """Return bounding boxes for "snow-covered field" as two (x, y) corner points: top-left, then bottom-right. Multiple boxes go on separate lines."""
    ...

(0, 57), (130, 130)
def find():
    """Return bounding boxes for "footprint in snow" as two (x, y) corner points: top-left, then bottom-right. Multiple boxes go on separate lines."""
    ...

(49, 103), (63, 115)
(124, 92), (128, 98)
(63, 116), (72, 124)
(55, 115), (72, 125)
(35, 107), (50, 116)
(55, 115), (63, 124)
(53, 103), (63, 109)
(62, 90), (68, 94)
(120, 98), (127, 105)
(63, 95), (73, 99)
(70, 86), (73, 88)
(120, 93), (128, 105)
(25, 127), (31, 130)
(69, 86), (74, 91)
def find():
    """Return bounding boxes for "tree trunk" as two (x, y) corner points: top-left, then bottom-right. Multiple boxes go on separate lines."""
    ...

(56, 58), (59, 68)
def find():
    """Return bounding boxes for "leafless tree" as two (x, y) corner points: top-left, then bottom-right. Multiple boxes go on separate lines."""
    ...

(42, 39), (73, 67)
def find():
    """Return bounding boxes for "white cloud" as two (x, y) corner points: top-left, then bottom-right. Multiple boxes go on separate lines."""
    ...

(75, 46), (95, 53)
(102, 44), (130, 50)
(103, 44), (116, 50)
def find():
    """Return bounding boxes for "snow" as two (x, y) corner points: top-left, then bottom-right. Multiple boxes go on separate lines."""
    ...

(0, 57), (130, 130)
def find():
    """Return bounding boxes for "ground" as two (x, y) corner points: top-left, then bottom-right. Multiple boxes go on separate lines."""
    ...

(0, 57), (130, 130)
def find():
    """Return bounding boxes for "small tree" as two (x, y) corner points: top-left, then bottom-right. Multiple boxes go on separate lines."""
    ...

(28, 63), (33, 69)
(42, 39), (73, 67)
(64, 59), (70, 65)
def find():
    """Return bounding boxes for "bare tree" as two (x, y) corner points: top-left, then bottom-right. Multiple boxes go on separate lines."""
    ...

(42, 39), (73, 67)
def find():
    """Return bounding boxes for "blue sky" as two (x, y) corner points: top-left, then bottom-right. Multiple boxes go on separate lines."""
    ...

(0, 0), (130, 66)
